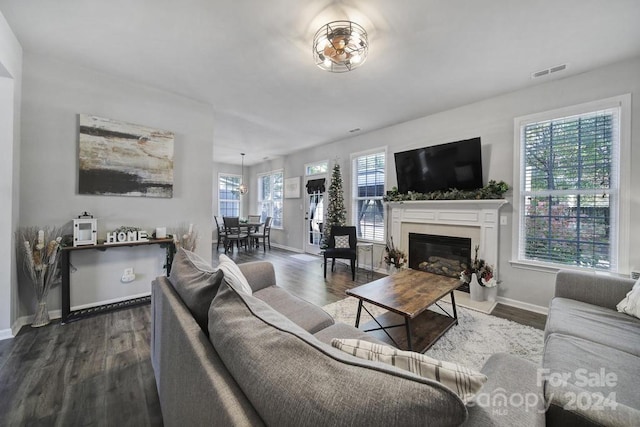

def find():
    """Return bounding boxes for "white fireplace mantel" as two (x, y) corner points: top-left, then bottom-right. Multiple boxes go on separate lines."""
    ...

(388, 199), (508, 278)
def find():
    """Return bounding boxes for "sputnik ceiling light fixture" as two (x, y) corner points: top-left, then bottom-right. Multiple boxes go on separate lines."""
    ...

(313, 20), (368, 73)
(239, 153), (248, 195)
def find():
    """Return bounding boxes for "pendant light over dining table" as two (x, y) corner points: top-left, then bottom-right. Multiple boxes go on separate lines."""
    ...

(313, 20), (368, 73)
(239, 153), (248, 195)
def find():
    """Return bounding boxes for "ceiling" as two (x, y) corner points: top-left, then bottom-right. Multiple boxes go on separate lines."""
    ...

(2, 0), (640, 165)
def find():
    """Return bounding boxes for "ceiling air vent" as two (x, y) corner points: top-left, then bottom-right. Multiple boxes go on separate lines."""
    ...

(532, 63), (567, 79)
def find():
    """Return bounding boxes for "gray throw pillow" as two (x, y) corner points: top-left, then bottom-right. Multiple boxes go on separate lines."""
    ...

(169, 248), (224, 333)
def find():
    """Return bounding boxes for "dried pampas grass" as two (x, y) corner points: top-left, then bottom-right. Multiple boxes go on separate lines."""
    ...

(173, 223), (197, 252)
(16, 226), (65, 327)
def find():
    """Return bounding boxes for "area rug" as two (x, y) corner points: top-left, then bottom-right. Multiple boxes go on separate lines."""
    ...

(290, 254), (320, 262)
(322, 297), (544, 372)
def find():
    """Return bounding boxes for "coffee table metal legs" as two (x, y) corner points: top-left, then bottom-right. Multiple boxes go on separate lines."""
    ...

(450, 291), (458, 324)
(352, 292), (460, 353)
(354, 300), (406, 350)
(355, 300), (363, 328)
(405, 318), (413, 351)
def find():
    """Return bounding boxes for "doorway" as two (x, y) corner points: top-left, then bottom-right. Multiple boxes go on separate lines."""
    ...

(304, 176), (326, 255)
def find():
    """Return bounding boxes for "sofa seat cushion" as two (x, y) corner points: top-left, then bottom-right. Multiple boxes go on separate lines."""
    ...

(543, 333), (640, 426)
(465, 353), (545, 427)
(312, 322), (388, 346)
(545, 297), (640, 356)
(209, 282), (467, 427)
(253, 285), (334, 334)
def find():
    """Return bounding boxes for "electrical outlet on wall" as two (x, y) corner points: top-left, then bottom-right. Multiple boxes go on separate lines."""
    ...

(121, 268), (135, 283)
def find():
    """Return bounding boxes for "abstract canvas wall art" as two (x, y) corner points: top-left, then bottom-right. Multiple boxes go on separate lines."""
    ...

(78, 114), (174, 198)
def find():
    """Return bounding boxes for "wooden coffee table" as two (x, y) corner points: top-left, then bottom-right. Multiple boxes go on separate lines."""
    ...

(346, 269), (461, 353)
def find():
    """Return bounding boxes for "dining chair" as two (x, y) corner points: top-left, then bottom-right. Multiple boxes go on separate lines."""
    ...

(222, 217), (249, 253)
(254, 216), (272, 252)
(247, 215), (262, 248)
(323, 226), (357, 280)
(214, 216), (225, 250)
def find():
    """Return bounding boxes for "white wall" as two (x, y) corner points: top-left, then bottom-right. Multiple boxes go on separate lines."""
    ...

(250, 56), (640, 311)
(17, 53), (214, 320)
(0, 11), (22, 339)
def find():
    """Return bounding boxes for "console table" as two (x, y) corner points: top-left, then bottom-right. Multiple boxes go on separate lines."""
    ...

(60, 238), (175, 323)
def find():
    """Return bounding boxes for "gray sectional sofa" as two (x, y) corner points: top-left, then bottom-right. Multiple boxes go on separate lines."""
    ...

(543, 270), (640, 426)
(151, 250), (545, 426)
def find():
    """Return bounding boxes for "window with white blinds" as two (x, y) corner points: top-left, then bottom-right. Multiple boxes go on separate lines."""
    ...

(352, 150), (385, 242)
(515, 97), (629, 271)
(218, 174), (241, 217)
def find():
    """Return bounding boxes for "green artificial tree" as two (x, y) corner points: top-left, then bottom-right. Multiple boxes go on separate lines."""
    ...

(321, 162), (347, 248)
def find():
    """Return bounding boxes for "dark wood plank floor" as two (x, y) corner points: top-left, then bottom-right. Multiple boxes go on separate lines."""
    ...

(0, 246), (546, 426)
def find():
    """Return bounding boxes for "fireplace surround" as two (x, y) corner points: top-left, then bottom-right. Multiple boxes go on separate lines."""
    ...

(389, 199), (507, 284)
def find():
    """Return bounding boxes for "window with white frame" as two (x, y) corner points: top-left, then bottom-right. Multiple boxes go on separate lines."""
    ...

(305, 160), (328, 176)
(218, 173), (241, 217)
(514, 95), (629, 272)
(258, 170), (284, 228)
(352, 150), (386, 242)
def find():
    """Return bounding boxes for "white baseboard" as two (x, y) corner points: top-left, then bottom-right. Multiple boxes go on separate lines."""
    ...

(5, 309), (63, 339)
(496, 296), (549, 315)
(0, 328), (14, 341)
(270, 243), (303, 253)
(5, 294), (155, 340)
(70, 293), (150, 311)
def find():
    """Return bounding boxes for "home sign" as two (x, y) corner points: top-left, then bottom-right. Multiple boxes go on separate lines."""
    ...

(105, 230), (149, 244)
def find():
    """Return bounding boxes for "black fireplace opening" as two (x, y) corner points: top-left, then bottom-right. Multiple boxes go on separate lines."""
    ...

(408, 233), (472, 292)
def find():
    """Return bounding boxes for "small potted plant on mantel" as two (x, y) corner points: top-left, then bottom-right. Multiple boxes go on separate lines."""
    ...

(460, 245), (497, 302)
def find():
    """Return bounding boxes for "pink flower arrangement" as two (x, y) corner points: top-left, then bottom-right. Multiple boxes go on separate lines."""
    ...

(460, 245), (497, 288)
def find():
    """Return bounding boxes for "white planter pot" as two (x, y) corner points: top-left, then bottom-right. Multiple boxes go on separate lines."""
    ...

(469, 273), (485, 302)
(484, 286), (498, 302)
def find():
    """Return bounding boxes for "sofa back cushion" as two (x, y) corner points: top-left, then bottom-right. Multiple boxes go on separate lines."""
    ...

(168, 248), (223, 333)
(208, 283), (466, 426)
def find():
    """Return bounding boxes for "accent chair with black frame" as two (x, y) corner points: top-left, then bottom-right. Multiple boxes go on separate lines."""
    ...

(323, 226), (357, 281)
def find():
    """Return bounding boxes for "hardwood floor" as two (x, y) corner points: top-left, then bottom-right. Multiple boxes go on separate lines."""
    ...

(0, 246), (546, 426)
(0, 305), (161, 426)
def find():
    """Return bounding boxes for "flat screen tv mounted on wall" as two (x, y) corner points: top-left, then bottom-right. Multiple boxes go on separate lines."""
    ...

(394, 137), (483, 194)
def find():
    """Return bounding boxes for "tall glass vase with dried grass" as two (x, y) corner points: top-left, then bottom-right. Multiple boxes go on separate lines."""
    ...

(16, 227), (64, 327)
(173, 223), (197, 252)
